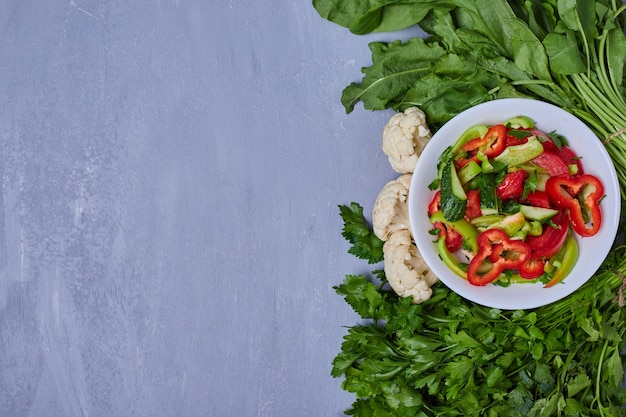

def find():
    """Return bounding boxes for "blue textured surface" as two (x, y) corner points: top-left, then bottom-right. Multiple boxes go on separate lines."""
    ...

(0, 1), (421, 416)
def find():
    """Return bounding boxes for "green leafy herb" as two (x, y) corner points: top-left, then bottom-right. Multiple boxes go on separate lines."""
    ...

(314, 0), (626, 199)
(522, 169), (539, 199)
(332, 206), (626, 416)
(546, 130), (569, 151)
(439, 159), (467, 221)
(508, 129), (534, 139)
(339, 203), (384, 264)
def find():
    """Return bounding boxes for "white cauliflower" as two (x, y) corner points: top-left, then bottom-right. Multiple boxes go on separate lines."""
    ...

(382, 107), (431, 174)
(383, 229), (438, 304)
(372, 173), (413, 241)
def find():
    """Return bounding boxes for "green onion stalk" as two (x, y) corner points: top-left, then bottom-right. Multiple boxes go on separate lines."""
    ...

(514, 2), (626, 200)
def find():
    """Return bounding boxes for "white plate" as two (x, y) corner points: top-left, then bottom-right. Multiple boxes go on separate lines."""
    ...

(408, 98), (621, 310)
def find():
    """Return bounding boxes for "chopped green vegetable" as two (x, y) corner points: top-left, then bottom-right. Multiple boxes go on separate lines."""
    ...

(439, 159), (467, 221)
(518, 204), (558, 222)
(468, 172), (498, 214)
(493, 136), (544, 167)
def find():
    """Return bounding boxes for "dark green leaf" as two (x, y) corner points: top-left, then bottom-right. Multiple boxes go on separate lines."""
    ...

(334, 274), (386, 319)
(341, 38), (446, 113)
(511, 18), (553, 80)
(567, 373), (591, 397)
(606, 26), (626, 95)
(339, 203), (384, 263)
(543, 30), (586, 74)
(349, 1), (448, 35)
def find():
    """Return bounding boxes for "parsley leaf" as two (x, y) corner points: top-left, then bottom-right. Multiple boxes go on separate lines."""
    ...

(547, 130), (569, 150)
(339, 203), (384, 264)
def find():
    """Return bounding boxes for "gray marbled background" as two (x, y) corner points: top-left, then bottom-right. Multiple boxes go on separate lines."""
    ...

(0, 1), (424, 416)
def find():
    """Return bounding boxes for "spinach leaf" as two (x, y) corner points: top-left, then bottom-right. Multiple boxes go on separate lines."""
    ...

(312, 0), (453, 35)
(341, 38), (446, 113)
(543, 29), (587, 74)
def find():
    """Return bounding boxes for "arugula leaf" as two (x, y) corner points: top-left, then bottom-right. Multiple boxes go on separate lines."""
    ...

(339, 203), (384, 264)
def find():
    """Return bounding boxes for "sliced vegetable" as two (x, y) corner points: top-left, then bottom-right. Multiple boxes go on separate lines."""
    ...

(532, 151), (570, 177)
(545, 175), (604, 238)
(450, 125), (489, 155)
(493, 135), (543, 167)
(504, 116), (535, 129)
(544, 234), (579, 288)
(457, 160), (482, 184)
(525, 211), (569, 259)
(518, 205), (558, 222)
(524, 190), (552, 209)
(461, 124), (507, 159)
(464, 189), (482, 220)
(439, 159), (467, 221)
(518, 256), (546, 280)
(437, 236), (467, 278)
(486, 212), (525, 237)
(496, 170), (527, 200)
(430, 210), (478, 253)
(466, 229), (531, 286)
(434, 222), (463, 253)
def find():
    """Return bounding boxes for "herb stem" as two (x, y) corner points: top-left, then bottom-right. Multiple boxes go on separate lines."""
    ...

(593, 340), (610, 416)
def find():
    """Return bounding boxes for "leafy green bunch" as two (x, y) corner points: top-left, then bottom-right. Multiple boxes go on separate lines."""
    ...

(313, 0), (626, 197)
(335, 203), (626, 416)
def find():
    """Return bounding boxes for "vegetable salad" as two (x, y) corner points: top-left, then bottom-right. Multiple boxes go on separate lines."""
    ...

(428, 116), (604, 287)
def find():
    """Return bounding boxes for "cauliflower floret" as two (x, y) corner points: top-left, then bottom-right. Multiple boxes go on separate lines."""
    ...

(382, 107), (431, 174)
(372, 173), (412, 241)
(383, 229), (438, 304)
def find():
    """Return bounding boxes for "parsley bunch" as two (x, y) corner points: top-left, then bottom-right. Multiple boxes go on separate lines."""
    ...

(335, 203), (626, 416)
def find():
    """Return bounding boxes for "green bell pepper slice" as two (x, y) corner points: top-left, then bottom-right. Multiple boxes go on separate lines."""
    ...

(494, 135), (543, 167)
(437, 237), (467, 278)
(544, 234), (579, 288)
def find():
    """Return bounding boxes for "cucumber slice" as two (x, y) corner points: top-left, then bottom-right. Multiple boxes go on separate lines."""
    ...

(458, 160), (482, 184)
(519, 205), (559, 222)
(439, 159), (467, 222)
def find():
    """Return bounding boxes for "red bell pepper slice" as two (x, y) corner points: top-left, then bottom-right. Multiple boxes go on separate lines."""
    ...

(525, 210), (569, 259)
(545, 174), (604, 237)
(467, 229), (531, 286)
(428, 191), (441, 216)
(496, 170), (527, 200)
(462, 124), (507, 159)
